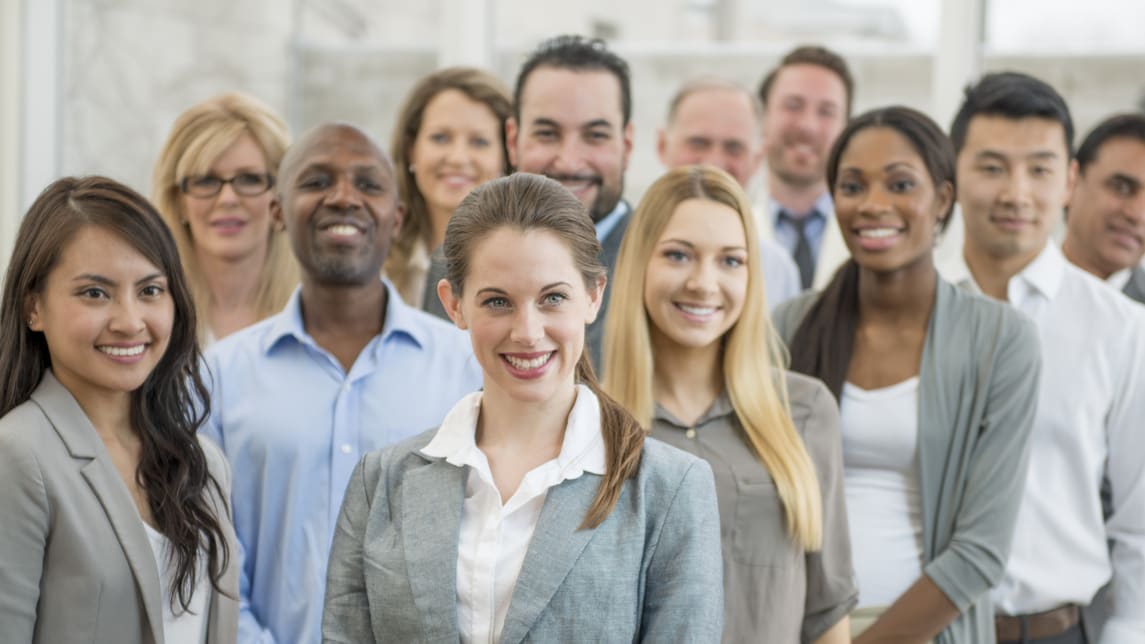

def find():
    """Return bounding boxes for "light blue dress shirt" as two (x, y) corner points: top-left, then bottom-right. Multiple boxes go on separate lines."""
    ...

(201, 280), (483, 644)
(769, 191), (835, 266)
(593, 200), (629, 242)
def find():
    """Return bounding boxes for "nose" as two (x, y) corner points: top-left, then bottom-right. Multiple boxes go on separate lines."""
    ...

(108, 296), (147, 336)
(999, 170), (1034, 208)
(445, 139), (469, 165)
(684, 258), (718, 294)
(552, 138), (589, 175)
(216, 180), (240, 204)
(858, 183), (892, 216)
(509, 305), (544, 346)
(325, 175), (360, 210)
(1123, 190), (1145, 226)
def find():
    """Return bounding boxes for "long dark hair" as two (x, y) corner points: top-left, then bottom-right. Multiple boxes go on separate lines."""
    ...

(0, 176), (230, 612)
(789, 106), (956, 400)
(442, 173), (645, 529)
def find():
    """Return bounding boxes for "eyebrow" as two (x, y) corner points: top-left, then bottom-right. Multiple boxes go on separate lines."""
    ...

(660, 239), (747, 252)
(1108, 172), (1142, 187)
(72, 272), (164, 287)
(974, 149), (1060, 162)
(475, 281), (572, 296)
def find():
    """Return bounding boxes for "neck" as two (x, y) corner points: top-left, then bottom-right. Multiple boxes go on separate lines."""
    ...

(857, 258), (938, 325)
(650, 333), (723, 425)
(299, 277), (387, 338)
(963, 242), (1043, 301)
(196, 247), (266, 337)
(72, 388), (137, 447)
(1061, 235), (1112, 280)
(476, 379), (578, 456)
(428, 205), (451, 251)
(768, 174), (827, 215)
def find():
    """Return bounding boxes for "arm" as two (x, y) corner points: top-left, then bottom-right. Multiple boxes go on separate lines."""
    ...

(639, 461), (723, 643)
(0, 431), (50, 642)
(1093, 318), (1145, 643)
(858, 313), (1042, 643)
(813, 617), (851, 644)
(322, 456), (377, 644)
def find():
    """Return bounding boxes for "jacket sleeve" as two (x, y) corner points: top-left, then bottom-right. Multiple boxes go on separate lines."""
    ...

(322, 455), (378, 644)
(639, 460), (724, 643)
(0, 427), (50, 643)
(923, 312), (1042, 610)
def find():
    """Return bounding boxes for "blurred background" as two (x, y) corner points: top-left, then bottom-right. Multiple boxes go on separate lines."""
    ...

(3, 0), (1144, 275)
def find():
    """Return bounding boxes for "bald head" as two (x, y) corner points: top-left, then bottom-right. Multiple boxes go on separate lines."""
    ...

(658, 79), (765, 187)
(277, 122), (393, 198)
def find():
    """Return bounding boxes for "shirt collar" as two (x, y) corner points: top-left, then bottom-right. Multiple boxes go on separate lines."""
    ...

(1108, 266), (1133, 291)
(768, 191), (834, 223)
(652, 390), (735, 429)
(261, 278), (429, 354)
(940, 242), (1065, 303)
(421, 384), (607, 477)
(594, 200), (630, 242)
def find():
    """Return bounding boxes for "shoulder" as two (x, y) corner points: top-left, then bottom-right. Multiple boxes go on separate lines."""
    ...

(938, 281), (1038, 355)
(197, 434), (231, 488)
(0, 400), (51, 471)
(635, 438), (716, 503)
(781, 370), (842, 462)
(356, 427), (440, 491)
(772, 290), (821, 343)
(203, 314), (282, 371)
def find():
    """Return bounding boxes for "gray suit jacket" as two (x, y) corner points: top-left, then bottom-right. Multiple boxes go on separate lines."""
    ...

(586, 202), (631, 372)
(774, 279), (1042, 644)
(1124, 264), (1145, 304)
(0, 371), (239, 644)
(322, 430), (723, 643)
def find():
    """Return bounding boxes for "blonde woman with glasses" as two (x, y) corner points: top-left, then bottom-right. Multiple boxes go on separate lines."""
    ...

(153, 92), (299, 345)
(604, 165), (856, 643)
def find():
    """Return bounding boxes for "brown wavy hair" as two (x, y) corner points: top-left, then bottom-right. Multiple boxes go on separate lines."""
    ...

(0, 176), (230, 612)
(441, 173), (645, 529)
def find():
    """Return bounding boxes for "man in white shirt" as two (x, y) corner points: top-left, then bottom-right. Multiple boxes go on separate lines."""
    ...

(1062, 112), (1145, 304)
(943, 71), (1145, 644)
(755, 45), (854, 291)
(656, 77), (802, 308)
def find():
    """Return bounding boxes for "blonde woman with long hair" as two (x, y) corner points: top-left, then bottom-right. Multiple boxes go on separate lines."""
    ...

(153, 92), (299, 344)
(604, 165), (856, 643)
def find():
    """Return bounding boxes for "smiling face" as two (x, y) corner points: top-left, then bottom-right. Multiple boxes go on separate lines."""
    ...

(761, 64), (848, 191)
(275, 125), (404, 286)
(833, 127), (952, 275)
(957, 115), (1074, 268)
(410, 89), (505, 226)
(439, 227), (603, 406)
(658, 87), (764, 188)
(507, 67), (633, 222)
(1065, 136), (1145, 278)
(180, 133), (275, 265)
(643, 198), (748, 354)
(28, 225), (173, 409)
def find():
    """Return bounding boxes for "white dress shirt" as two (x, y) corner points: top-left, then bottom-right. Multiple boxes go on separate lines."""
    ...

(420, 385), (607, 644)
(942, 243), (1145, 643)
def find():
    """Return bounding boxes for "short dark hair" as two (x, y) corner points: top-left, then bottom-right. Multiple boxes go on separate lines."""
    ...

(757, 45), (854, 116)
(513, 34), (632, 125)
(1075, 112), (1145, 173)
(949, 71), (1074, 157)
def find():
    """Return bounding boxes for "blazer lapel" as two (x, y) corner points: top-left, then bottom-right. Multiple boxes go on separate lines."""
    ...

(31, 372), (164, 644)
(499, 474), (599, 644)
(401, 457), (466, 640)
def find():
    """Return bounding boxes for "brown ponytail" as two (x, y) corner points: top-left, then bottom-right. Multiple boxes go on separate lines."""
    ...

(787, 260), (860, 402)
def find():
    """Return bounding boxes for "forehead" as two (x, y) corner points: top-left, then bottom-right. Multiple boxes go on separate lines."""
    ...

(672, 89), (757, 138)
(840, 127), (924, 167)
(959, 115), (1069, 159)
(518, 67), (624, 125)
(467, 227), (582, 287)
(423, 89), (498, 126)
(661, 198), (746, 244)
(1085, 136), (1145, 176)
(293, 128), (388, 174)
(768, 64), (847, 105)
(54, 226), (160, 275)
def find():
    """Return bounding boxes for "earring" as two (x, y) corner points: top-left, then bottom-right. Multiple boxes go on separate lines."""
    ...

(408, 164), (416, 175)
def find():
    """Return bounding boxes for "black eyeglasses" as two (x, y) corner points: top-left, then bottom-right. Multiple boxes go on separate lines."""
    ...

(179, 172), (275, 198)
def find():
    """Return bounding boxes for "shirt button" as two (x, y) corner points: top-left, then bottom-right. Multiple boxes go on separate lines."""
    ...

(342, 382), (351, 392)
(685, 428), (696, 439)
(340, 443), (353, 454)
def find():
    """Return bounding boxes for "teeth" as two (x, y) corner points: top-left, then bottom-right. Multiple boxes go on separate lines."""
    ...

(327, 224), (360, 236)
(858, 228), (900, 239)
(505, 353), (552, 370)
(678, 304), (717, 316)
(99, 345), (145, 357)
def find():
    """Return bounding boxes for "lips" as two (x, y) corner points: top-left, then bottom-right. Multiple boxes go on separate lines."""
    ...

(852, 226), (905, 251)
(317, 218), (368, 243)
(674, 302), (720, 322)
(989, 215), (1036, 232)
(546, 173), (601, 197)
(1105, 223), (1144, 251)
(97, 343), (148, 363)
(501, 350), (556, 379)
(438, 173), (477, 189)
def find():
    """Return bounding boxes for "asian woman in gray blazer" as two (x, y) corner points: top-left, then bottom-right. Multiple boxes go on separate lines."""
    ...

(322, 174), (724, 643)
(0, 177), (239, 644)
(774, 107), (1042, 644)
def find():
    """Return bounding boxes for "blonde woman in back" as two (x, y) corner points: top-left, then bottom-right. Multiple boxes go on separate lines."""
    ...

(604, 165), (856, 643)
(153, 92), (298, 345)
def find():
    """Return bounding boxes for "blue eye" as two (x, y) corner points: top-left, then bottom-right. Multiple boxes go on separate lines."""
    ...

(541, 292), (568, 306)
(482, 296), (510, 309)
(723, 256), (745, 268)
(664, 249), (689, 262)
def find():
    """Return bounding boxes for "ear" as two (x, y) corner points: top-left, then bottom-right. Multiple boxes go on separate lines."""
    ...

(25, 295), (43, 332)
(436, 278), (468, 330)
(655, 127), (669, 167)
(935, 181), (955, 227)
(585, 274), (607, 325)
(393, 201), (406, 235)
(270, 198), (286, 231)
(621, 121), (634, 170)
(1065, 158), (1080, 211)
(505, 117), (520, 170)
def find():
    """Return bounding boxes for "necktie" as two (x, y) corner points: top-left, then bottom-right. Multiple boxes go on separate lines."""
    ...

(782, 210), (815, 290)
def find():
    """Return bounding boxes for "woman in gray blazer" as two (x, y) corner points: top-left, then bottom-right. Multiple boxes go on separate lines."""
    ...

(0, 177), (239, 644)
(774, 107), (1042, 643)
(322, 174), (723, 643)
(603, 166), (856, 644)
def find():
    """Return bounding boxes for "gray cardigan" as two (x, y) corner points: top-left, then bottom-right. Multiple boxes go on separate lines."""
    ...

(773, 279), (1042, 644)
(322, 429), (723, 643)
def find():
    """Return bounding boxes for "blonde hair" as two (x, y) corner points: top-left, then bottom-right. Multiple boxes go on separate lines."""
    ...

(603, 165), (823, 549)
(152, 92), (299, 342)
(386, 67), (512, 304)
(444, 174), (645, 530)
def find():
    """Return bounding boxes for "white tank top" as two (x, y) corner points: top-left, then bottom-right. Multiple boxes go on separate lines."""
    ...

(143, 522), (209, 644)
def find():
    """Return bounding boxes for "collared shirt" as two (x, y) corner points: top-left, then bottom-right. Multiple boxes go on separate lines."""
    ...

(769, 191), (835, 265)
(421, 385), (606, 644)
(201, 280), (483, 644)
(1108, 266), (1132, 291)
(942, 244), (1145, 643)
(594, 200), (629, 244)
